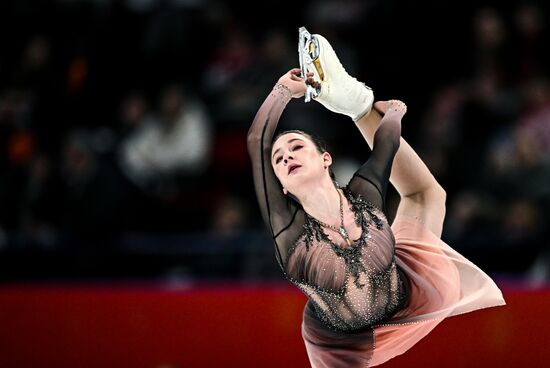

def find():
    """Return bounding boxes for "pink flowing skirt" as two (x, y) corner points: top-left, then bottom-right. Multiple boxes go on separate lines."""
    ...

(301, 215), (506, 367)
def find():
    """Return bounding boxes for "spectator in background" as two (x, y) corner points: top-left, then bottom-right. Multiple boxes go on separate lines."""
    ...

(119, 83), (213, 196)
(0, 85), (37, 248)
(18, 153), (62, 249)
(201, 23), (255, 125)
(512, 2), (549, 82)
(117, 84), (214, 231)
(59, 130), (104, 247)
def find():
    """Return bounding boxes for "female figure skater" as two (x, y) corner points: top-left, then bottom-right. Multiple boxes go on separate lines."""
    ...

(247, 29), (505, 367)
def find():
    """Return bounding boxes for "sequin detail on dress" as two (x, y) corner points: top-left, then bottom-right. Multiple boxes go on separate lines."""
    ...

(285, 187), (408, 332)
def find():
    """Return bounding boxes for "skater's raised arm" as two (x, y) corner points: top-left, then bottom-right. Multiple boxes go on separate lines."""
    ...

(247, 68), (306, 240)
(349, 101), (405, 212)
(353, 102), (447, 236)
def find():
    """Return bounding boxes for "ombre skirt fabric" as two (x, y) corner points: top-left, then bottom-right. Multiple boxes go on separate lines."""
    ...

(301, 215), (506, 367)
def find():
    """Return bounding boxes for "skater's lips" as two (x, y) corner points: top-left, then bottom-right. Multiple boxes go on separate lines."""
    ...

(288, 164), (301, 175)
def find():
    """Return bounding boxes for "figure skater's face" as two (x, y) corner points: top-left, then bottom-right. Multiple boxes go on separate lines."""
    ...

(271, 132), (332, 195)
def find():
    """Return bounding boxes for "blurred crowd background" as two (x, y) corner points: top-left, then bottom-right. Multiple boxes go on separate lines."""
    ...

(0, 0), (549, 283)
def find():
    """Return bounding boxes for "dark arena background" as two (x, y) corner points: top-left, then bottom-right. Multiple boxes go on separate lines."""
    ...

(1, 0), (549, 367)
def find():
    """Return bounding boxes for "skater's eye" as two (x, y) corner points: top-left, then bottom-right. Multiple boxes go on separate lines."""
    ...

(292, 145), (303, 151)
(275, 156), (282, 164)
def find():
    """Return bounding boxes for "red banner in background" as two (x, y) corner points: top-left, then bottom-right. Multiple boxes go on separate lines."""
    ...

(0, 282), (547, 368)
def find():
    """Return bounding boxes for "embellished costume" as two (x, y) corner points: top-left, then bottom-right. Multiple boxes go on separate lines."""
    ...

(247, 83), (505, 367)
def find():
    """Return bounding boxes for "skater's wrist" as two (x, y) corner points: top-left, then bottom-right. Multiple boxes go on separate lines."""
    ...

(271, 83), (292, 103)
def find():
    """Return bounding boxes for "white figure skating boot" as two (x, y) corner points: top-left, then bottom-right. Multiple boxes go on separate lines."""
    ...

(298, 26), (374, 121)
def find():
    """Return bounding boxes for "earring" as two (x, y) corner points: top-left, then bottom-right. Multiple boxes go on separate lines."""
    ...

(283, 188), (288, 195)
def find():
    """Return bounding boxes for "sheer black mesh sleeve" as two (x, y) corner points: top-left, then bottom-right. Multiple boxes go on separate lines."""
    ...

(348, 112), (401, 213)
(247, 85), (306, 268)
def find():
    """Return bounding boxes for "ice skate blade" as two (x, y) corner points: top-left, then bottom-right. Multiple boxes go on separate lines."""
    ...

(298, 26), (321, 102)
